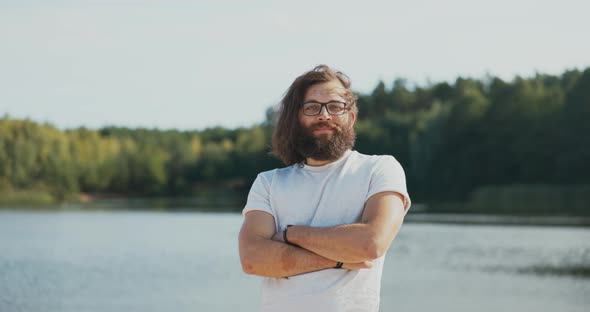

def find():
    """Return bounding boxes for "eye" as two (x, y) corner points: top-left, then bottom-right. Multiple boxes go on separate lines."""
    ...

(303, 103), (320, 112)
(327, 102), (345, 112)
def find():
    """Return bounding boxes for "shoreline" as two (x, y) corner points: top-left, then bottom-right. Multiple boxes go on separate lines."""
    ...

(405, 213), (590, 227)
(1, 205), (589, 227)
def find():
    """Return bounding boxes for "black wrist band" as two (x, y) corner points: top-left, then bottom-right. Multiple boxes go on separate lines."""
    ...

(335, 262), (343, 269)
(283, 225), (298, 247)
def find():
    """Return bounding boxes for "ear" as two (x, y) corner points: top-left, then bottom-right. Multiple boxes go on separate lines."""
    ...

(349, 111), (357, 127)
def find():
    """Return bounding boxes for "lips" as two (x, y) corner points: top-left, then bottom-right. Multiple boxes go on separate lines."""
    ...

(313, 127), (335, 135)
(312, 123), (337, 131)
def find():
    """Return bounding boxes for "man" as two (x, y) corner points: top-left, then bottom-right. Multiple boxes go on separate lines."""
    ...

(239, 65), (411, 311)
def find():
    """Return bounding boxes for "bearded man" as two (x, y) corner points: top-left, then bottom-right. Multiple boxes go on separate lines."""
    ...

(239, 65), (411, 312)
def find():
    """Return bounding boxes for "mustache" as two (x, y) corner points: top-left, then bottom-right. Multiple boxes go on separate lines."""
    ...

(311, 122), (340, 130)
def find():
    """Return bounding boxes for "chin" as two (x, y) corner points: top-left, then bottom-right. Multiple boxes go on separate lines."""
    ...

(315, 133), (333, 139)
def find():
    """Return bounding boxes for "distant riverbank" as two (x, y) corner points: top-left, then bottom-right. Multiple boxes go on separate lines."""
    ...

(0, 189), (248, 208)
(405, 213), (590, 227)
(1, 196), (589, 227)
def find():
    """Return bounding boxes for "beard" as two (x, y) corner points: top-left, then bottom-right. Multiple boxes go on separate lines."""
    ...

(294, 121), (356, 162)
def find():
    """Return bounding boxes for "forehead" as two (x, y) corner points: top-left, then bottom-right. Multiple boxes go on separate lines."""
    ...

(304, 80), (346, 102)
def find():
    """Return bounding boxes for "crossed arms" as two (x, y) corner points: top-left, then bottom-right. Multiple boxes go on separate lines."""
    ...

(238, 191), (406, 278)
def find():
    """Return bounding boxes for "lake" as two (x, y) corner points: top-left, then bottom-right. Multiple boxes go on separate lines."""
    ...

(0, 210), (588, 312)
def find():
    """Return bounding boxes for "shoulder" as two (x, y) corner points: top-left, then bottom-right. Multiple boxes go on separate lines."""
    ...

(256, 168), (276, 180)
(350, 151), (400, 167)
(256, 164), (300, 183)
(348, 152), (406, 180)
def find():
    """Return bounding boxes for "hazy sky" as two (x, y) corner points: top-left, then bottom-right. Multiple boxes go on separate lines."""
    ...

(1, 0), (588, 130)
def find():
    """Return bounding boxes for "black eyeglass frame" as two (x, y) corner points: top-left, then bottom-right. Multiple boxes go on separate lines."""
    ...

(300, 101), (349, 116)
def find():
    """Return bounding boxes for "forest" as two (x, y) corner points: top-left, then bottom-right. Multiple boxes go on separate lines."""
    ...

(1, 67), (589, 214)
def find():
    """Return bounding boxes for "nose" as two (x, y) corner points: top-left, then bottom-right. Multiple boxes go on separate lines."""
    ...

(317, 106), (332, 121)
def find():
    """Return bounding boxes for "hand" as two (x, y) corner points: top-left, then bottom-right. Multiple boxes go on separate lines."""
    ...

(341, 260), (374, 270)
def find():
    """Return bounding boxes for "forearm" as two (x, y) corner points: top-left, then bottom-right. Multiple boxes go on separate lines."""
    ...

(287, 195), (406, 262)
(287, 223), (379, 263)
(240, 236), (337, 278)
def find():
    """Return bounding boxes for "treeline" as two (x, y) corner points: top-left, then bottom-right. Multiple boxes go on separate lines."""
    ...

(1, 67), (589, 213)
(0, 119), (280, 201)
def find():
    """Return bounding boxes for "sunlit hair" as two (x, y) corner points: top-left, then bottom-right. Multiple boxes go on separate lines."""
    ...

(272, 65), (358, 166)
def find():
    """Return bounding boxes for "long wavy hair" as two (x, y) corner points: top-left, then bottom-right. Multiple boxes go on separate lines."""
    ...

(271, 65), (358, 166)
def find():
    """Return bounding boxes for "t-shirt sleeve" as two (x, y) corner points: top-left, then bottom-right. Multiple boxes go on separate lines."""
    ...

(367, 156), (412, 213)
(242, 172), (274, 217)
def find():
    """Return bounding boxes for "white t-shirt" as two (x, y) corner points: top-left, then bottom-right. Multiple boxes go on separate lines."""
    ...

(243, 149), (411, 312)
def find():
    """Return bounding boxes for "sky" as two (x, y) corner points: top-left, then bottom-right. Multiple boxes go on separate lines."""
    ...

(1, 0), (589, 131)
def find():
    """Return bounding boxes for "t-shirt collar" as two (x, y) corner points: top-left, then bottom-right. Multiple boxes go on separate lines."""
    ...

(301, 149), (353, 172)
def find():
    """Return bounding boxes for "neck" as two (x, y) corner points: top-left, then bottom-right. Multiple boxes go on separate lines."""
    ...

(304, 158), (333, 167)
(304, 150), (349, 167)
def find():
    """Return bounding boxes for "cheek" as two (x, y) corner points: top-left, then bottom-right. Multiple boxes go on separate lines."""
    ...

(297, 113), (305, 126)
(298, 115), (314, 127)
(342, 113), (355, 126)
(334, 115), (350, 125)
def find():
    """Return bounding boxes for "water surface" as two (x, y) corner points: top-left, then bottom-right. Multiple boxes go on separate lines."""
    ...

(0, 210), (588, 312)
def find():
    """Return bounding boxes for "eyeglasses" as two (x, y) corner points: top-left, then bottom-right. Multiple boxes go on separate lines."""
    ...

(301, 101), (348, 116)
